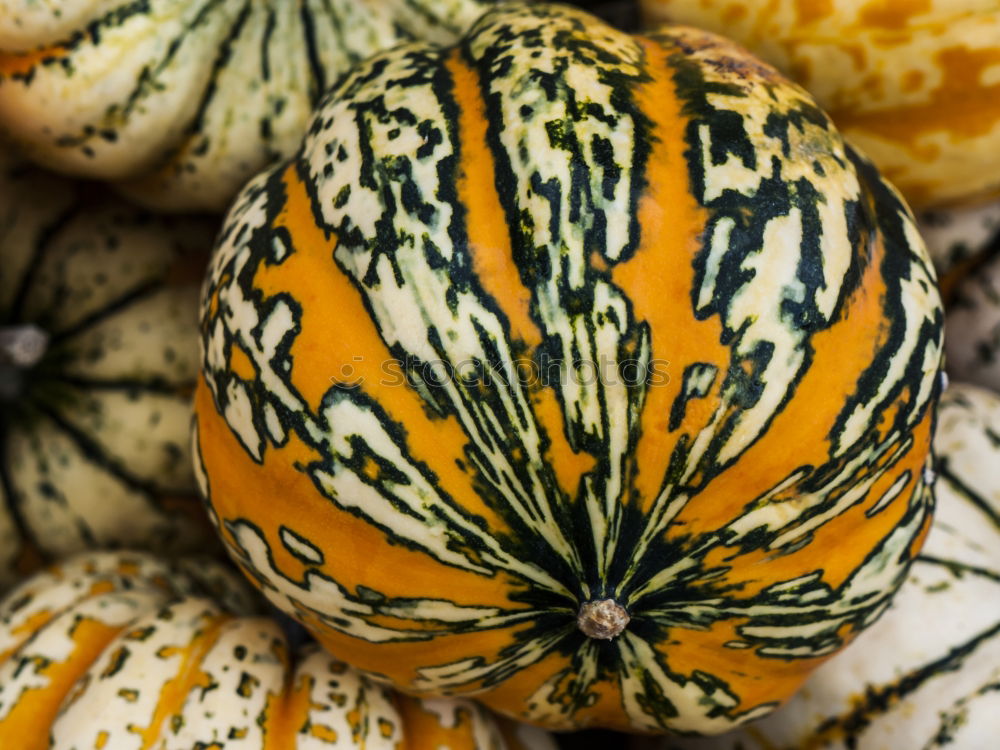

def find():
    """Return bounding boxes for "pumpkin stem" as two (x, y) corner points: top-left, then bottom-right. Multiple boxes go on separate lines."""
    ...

(577, 599), (629, 640)
(0, 325), (49, 369)
(0, 325), (49, 401)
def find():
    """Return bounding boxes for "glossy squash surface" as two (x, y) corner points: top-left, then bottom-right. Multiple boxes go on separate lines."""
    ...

(0, 550), (556, 749)
(0, 0), (490, 211)
(639, 0), (1000, 209)
(646, 382), (1000, 749)
(0, 154), (217, 590)
(194, 3), (945, 733)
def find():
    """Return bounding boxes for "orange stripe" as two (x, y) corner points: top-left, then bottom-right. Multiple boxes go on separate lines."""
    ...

(397, 695), (479, 750)
(1, 609), (55, 663)
(671, 227), (891, 536)
(228, 343), (256, 381)
(664, 616), (861, 718)
(135, 614), (230, 749)
(195, 379), (517, 609)
(0, 617), (125, 750)
(0, 45), (66, 76)
(261, 643), (314, 750)
(253, 163), (512, 537)
(857, 0), (931, 30)
(613, 36), (721, 513)
(307, 612), (539, 705)
(693, 413), (928, 602)
(795, 0), (834, 26)
(474, 644), (622, 731)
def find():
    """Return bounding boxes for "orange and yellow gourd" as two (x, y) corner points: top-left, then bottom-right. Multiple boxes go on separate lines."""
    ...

(193, 2), (945, 734)
(639, 0), (1000, 209)
(0, 550), (557, 749)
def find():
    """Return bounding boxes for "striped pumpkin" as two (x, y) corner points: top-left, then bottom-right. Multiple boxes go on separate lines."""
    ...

(0, 153), (217, 591)
(0, 0), (490, 212)
(641, 382), (1000, 750)
(944, 250), (1000, 393)
(0, 550), (556, 750)
(638, 0), (1000, 210)
(194, 2), (945, 733)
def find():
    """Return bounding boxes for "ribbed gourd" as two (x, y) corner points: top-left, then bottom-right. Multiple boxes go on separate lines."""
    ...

(0, 0), (490, 212)
(919, 199), (1000, 281)
(0, 550), (557, 750)
(638, 0), (1000, 210)
(193, 2), (945, 733)
(642, 382), (1000, 749)
(944, 251), (1000, 393)
(0, 152), (217, 591)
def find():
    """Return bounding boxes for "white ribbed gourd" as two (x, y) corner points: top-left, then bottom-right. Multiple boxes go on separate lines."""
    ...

(0, 0), (492, 211)
(0, 149), (218, 590)
(0, 549), (559, 750)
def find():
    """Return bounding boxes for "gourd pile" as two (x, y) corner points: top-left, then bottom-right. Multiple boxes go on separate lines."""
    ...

(0, 1), (996, 748)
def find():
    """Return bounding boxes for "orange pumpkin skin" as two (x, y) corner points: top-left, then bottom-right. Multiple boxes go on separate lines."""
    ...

(639, 0), (1000, 210)
(194, 3), (944, 734)
(634, 383), (1000, 749)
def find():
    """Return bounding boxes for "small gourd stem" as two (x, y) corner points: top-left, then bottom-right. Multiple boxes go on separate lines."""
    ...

(0, 324), (49, 368)
(577, 598), (630, 640)
(1, 324), (49, 405)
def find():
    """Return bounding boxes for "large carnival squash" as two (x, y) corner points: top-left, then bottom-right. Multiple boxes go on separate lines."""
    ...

(639, 0), (1000, 210)
(642, 382), (1000, 749)
(0, 0), (490, 212)
(0, 549), (556, 750)
(0, 152), (217, 590)
(194, 2), (945, 734)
